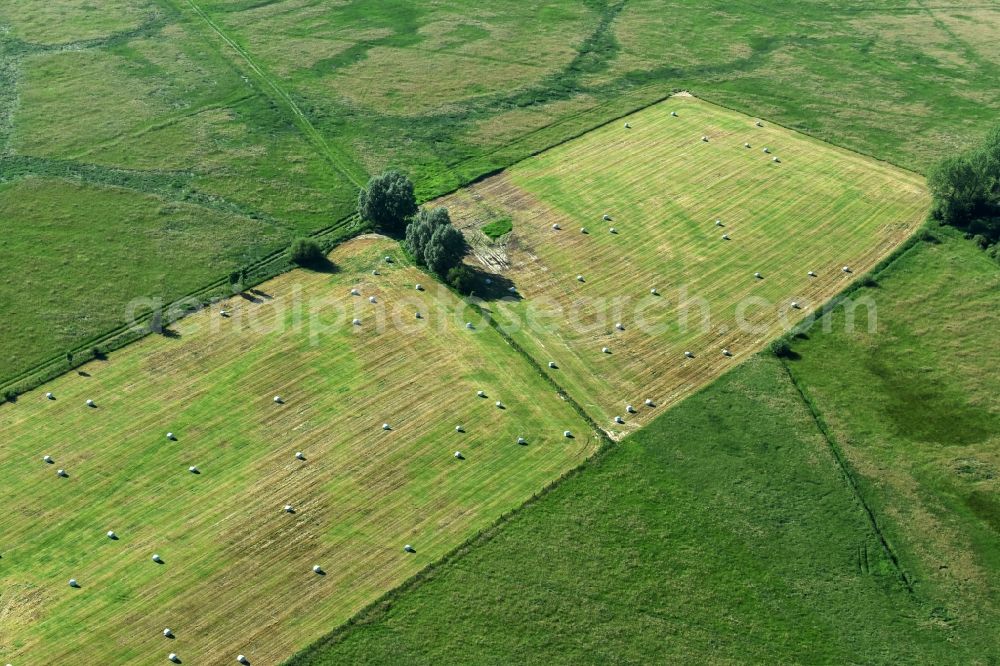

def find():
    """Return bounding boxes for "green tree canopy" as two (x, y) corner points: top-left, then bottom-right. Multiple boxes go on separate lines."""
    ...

(405, 207), (451, 263)
(423, 224), (466, 275)
(928, 124), (1000, 246)
(358, 170), (418, 235)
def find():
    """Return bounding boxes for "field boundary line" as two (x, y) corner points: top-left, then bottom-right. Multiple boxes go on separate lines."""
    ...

(169, 0), (366, 188)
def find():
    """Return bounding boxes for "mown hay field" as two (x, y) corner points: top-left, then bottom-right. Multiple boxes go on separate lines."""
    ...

(438, 95), (930, 434)
(0, 237), (596, 665)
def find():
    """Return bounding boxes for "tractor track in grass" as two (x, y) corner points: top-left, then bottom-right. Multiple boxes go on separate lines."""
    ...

(165, 0), (366, 189)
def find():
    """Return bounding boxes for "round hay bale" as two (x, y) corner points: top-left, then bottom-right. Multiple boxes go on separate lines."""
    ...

(477, 390), (486, 398)
(762, 147), (770, 153)
(86, 399), (95, 408)
(517, 437), (528, 445)
(153, 554), (163, 564)
(615, 322), (624, 331)
(169, 654), (180, 664)
(603, 214), (612, 221)
(602, 347), (610, 354)
(756, 120), (763, 127)
(43, 455), (53, 464)
(754, 272), (763, 279)
(842, 266), (852, 273)
(650, 288), (658, 295)
(382, 423), (391, 431)
(454, 451), (463, 459)
(495, 400), (504, 409)
(552, 223), (561, 230)
(645, 398), (655, 407)
(508, 286), (517, 293)
(609, 227), (617, 234)
(372, 269), (380, 276)
(189, 466), (199, 474)
(415, 284), (423, 291)
(808, 271), (817, 277)
(352, 318), (361, 326)
(312, 565), (323, 574)
(626, 405), (636, 414)
(284, 505), (294, 513)
(548, 361), (557, 369)
(57, 469), (67, 478)
(295, 451), (305, 460)
(466, 322), (474, 330)
(163, 628), (173, 638)
(722, 234), (730, 240)
(723, 348), (733, 357)
(220, 309), (230, 318)
(415, 312), (422, 319)
(46, 392), (55, 400)
(368, 296), (377, 304)
(576, 275), (584, 282)
(791, 301), (801, 309)
(715, 219), (723, 227)
(671, 111), (678, 117)
(563, 431), (573, 438)
(351, 288), (360, 296)
(580, 227), (588, 234)
(455, 425), (464, 432)
(238, 656), (250, 665)
(744, 142), (751, 148)
(404, 544), (416, 553)
(68, 578), (79, 588)
(166, 432), (176, 441)
(107, 530), (117, 540)
(624, 122), (631, 129)
(701, 135), (709, 142)
(772, 156), (780, 163)
(384, 255), (393, 263)
(614, 416), (624, 424)
(273, 395), (283, 404)
(684, 351), (694, 358)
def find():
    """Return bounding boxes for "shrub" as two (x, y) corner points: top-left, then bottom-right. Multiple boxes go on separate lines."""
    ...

(358, 170), (418, 235)
(289, 238), (324, 266)
(769, 339), (793, 359)
(914, 227), (940, 244)
(405, 207), (450, 264)
(424, 224), (466, 275)
(3, 389), (15, 403)
(928, 123), (1000, 245)
(447, 264), (477, 294)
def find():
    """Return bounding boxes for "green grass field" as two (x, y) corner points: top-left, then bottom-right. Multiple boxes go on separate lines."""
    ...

(2, 0), (998, 388)
(287, 354), (969, 664)
(0, 237), (597, 664)
(439, 95), (928, 432)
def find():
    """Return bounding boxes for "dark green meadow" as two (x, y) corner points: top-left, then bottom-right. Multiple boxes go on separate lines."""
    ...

(2, 0), (999, 386)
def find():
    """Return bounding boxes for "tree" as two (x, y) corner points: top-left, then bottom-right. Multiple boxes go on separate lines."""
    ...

(447, 264), (477, 294)
(358, 170), (418, 234)
(289, 238), (325, 266)
(423, 224), (466, 275)
(928, 124), (1000, 245)
(405, 207), (450, 263)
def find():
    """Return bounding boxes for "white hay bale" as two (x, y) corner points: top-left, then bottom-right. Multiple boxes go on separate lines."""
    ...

(352, 318), (361, 326)
(455, 425), (464, 432)
(415, 284), (423, 291)
(312, 565), (323, 574)
(580, 227), (588, 234)
(756, 120), (763, 127)
(772, 156), (780, 163)
(754, 272), (763, 279)
(563, 431), (573, 438)
(454, 451), (463, 459)
(382, 423), (391, 431)
(273, 395), (283, 404)
(645, 398), (655, 407)
(548, 361), (557, 369)
(722, 234), (730, 240)
(284, 505), (294, 513)
(404, 544), (416, 553)
(650, 288), (658, 295)
(57, 469), (67, 478)
(842, 266), (852, 273)
(614, 416), (624, 424)
(808, 271), (817, 277)
(615, 322), (624, 331)
(295, 451), (305, 460)
(166, 432), (175, 441)
(43, 455), (53, 464)
(602, 347), (610, 354)
(552, 223), (561, 230)
(609, 227), (617, 234)
(188, 465), (199, 474)
(744, 142), (751, 148)
(86, 399), (95, 408)
(762, 147), (770, 153)
(603, 214), (612, 221)
(163, 628), (173, 638)
(153, 554), (163, 564)
(372, 269), (380, 276)
(351, 288), (360, 296)
(715, 219), (723, 227)
(626, 405), (636, 414)
(384, 255), (393, 263)
(624, 122), (631, 129)
(68, 578), (79, 588)
(220, 309), (230, 318)
(477, 390), (486, 398)
(723, 348), (733, 357)
(684, 351), (694, 358)
(46, 392), (55, 400)
(495, 400), (504, 409)
(238, 656), (250, 665)
(368, 296), (377, 304)
(107, 530), (117, 540)
(169, 654), (180, 664)
(701, 135), (709, 142)
(791, 301), (801, 309)
(576, 275), (584, 282)
(465, 322), (474, 330)
(415, 312), (422, 319)
(671, 111), (678, 117)
(517, 437), (528, 445)
(508, 286), (517, 293)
